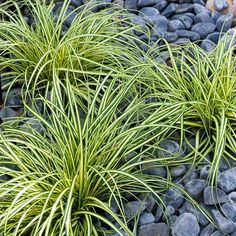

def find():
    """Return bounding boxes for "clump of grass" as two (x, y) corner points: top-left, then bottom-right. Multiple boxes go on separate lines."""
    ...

(0, 75), (182, 235)
(0, 0), (149, 108)
(140, 40), (236, 184)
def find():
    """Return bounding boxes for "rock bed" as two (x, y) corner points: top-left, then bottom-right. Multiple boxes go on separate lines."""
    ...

(2, 0), (236, 236)
(102, 138), (236, 236)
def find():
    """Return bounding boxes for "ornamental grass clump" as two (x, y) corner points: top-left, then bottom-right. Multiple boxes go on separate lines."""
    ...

(0, 76), (182, 235)
(0, 0), (148, 103)
(141, 41), (236, 184)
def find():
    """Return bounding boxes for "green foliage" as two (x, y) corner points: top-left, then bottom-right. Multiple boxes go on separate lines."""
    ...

(0, 75), (181, 235)
(140, 41), (236, 184)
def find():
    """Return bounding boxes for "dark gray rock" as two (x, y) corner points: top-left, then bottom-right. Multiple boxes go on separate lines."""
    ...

(138, 223), (170, 236)
(164, 205), (175, 218)
(176, 30), (200, 41)
(153, 0), (168, 11)
(137, 0), (161, 8)
(139, 212), (155, 225)
(231, 230), (236, 236)
(203, 186), (228, 205)
(200, 39), (215, 52)
(125, 0), (138, 11)
(124, 201), (146, 219)
(142, 164), (167, 177)
(130, 14), (148, 36)
(191, 23), (216, 39)
(218, 167), (236, 193)
(194, 13), (214, 24)
(0, 107), (18, 118)
(5, 88), (23, 107)
(173, 37), (190, 45)
(155, 205), (163, 222)
(163, 186), (184, 208)
(211, 209), (236, 234)
(206, 32), (223, 44)
(200, 165), (211, 180)
(173, 15), (193, 29)
(219, 157), (236, 172)
(64, 10), (77, 27)
(182, 169), (199, 185)
(140, 194), (157, 213)
(170, 165), (187, 177)
(214, 0), (228, 11)
(193, 0), (205, 5)
(194, 3), (210, 15)
(164, 32), (178, 42)
(151, 15), (168, 37)
(199, 224), (215, 236)
(228, 192), (236, 204)
(220, 34), (236, 50)
(70, 0), (83, 7)
(139, 7), (160, 25)
(168, 215), (178, 227)
(172, 213), (200, 236)
(175, 3), (194, 14)
(161, 3), (176, 18)
(185, 179), (207, 200)
(158, 139), (184, 158)
(168, 19), (185, 31)
(181, 201), (209, 226)
(210, 231), (224, 236)
(211, 11), (221, 24)
(216, 13), (233, 32)
(221, 202), (236, 221)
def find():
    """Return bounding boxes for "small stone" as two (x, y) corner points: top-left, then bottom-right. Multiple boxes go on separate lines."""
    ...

(210, 231), (225, 236)
(153, 0), (168, 11)
(228, 192), (236, 204)
(0, 107), (19, 118)
(158, 139), (184, 158)
(142, 163), (167, 177)
(161, 3), (176, 18)
(140, 194), (157, 213)
(139, 7), (160, 25)
(155, 205), (163, 222)
(221, 202), (236, 221)
(130, 14), (148, 36)
(217, 167), (236, 193)
(164, 32), (178, 42)
(164, 205), (175, 218)
(175, 3), (194, 14)
(194, 3), (210, 15)
(211, 11), (221, 24)
(124, 201), (146, 219)
(137, 0), (160, 8)
(191, 23), (216, 39)
(182, 169), (199, 185)
(151, 15), (168, 37)
(214, 0), (228, 11)
(64, 10), (77, 27)
(185, 179), (207, 200)
(199, 224), (215, 236)
(220, 34), (236, 50)
(216, 13), (233, 32)
(194, 13), (214, 24)
(4, 88), (23, 107)
(138, 223), (170, 236)
(163, 186), (184, 208)
(193, 0), (205, 5)
(219, 157), (236, 172)
(173, 37), (190, 45)
(172, 213), (200, 236)
(211, 209), (236, 234)
(200, 165), (211, 180)
(168, 19), (185, 31)
(125, 0), (138, 12)
(173, 15), (193, 29)
(206, 32), (223, 44)
(203, 186), (228, 205)
(170, 165), (187, 177)
(176, 30), (200, 41)
(139, 212), (155, 225)
(200, 39), (215, 52)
